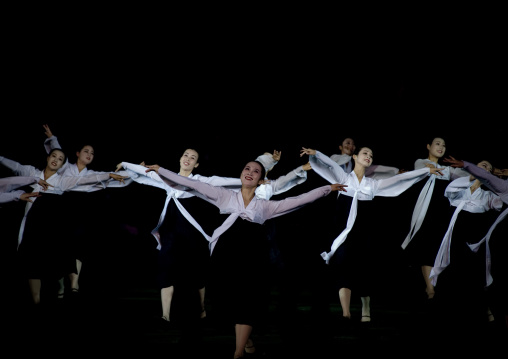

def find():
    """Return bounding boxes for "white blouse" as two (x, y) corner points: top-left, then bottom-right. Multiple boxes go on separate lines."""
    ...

(401, 159), (469, 249)
(429, 176), (502, 286)
(310, 150), (432, 264)
(1, 156), (116, 246)
(157, 166), (333, 254)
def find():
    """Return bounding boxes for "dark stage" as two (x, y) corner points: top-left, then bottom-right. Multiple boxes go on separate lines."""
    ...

(6, 266), (508, 357)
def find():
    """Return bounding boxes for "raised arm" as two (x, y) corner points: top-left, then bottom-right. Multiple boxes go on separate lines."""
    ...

(255, 150), (281, 175)
(301, 148), (348, 185)
(43, 124), (62, 153)
(444, 156), (508, 198)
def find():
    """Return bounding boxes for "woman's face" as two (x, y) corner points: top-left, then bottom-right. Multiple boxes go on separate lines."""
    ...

(340, 138), (356, 156)
(77, 145), (94, 166)
(428, 138), (446, 159)
(179, 149), (199, 172)
(47, 150), (66, 171)
(470, 160), (493, 181)
(477, 160), (493, 173)
(353, 147), (373, 168)
(241, 161), (263, 187)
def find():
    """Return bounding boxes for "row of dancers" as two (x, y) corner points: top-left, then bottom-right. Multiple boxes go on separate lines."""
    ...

(2, 124), (507, 358)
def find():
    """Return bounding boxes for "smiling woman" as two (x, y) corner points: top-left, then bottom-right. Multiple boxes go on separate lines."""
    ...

(142, 160), (346, 359)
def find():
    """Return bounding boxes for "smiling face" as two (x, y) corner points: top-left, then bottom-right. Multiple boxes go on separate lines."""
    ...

(427, 137), (446, 159)
(241, 161), (264, 188)
(353, 147), (373, 168)
(76, 145), (95, 167)
(179, 149), (199, 172)
(340, 138), (356, 156)
(47, 149), (66, 171)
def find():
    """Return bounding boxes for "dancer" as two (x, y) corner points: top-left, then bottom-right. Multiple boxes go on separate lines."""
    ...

(427, 159), (502, 331)
(443, 156), (508, 329)
(143, 160), (346, 359)
(0, 149), (128, 305)
(43, 124), (132, 297)
(300, 146), (442, 326)
(400, 136), (469, 301)
(117, 149), (241, 328)
(117, 150), (312, 330)
(330, 136), (403, 179)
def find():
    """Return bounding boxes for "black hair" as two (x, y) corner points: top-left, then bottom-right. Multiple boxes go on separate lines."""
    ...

(351, 145), (373, 167)
(252, 160), (267, 182)
(426, 135), (447, 146)
(353, 145), (373, 156)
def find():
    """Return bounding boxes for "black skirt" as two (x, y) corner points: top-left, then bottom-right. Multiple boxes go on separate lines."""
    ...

(207, 216), (271, 328)
(17, 192), (76, 280)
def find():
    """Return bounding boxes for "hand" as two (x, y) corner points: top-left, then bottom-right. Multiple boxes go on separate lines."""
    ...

(429, 167), (445, 176)
(109, 173), (128, 183)
(330, 183), (348, 192)
(493, 168), (508, 177)
(443, 156), (464, 168)
(397, 169), (408, 174)
(115, 163), (123, 172)
(272, 150), (281, 162)
(37, 179), (52, 191)
(300, 147), (316, 157)
(424, 163), (436, 169)
(20, 192), (41, 202)
(302, 162), (312, 171)
(145, 164), (160, 173)
(43, 124), (53, 138)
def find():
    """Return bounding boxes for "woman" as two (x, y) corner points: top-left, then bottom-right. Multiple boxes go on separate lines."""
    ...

(0, 149), (127, 305)
(400, 136), (469, 301)
(118, 149), (242, 328)
(330, 136), (402, 179)
(43, 124), (132, 297)
(118, 150), (312, 335)
(143, 160), (346, 359)
(300, 146), (442, 325)
(443, 156), (508, 329)
(426, 159), (502, 333)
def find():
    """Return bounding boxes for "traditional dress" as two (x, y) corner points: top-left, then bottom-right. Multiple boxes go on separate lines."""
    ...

(0, 155), (115, 281)
(428, 171), (503, 333)
(400, 159), (469, 267)
(309, 150), (432, 296)
(429, 176), (502, 286)
(120, 162), (240, 292)
(458, 161), (508, 328)
(44, 135), (133, 274)
(156, 166), (333, 329)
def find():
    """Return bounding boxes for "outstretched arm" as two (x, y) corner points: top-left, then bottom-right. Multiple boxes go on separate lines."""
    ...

(443, 156), (464, 168)
(444, 156), (508, 196)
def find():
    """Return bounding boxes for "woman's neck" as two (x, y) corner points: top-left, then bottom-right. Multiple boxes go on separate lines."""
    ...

(44, 168), (57, 180)
(470, 179), (482, 193)
(353, 166), (366, 182)
(241, 187), (256, 208)
(428, 154), (440, 163)
(179, 169), (192, 177)
(76, 162), (87, 173)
